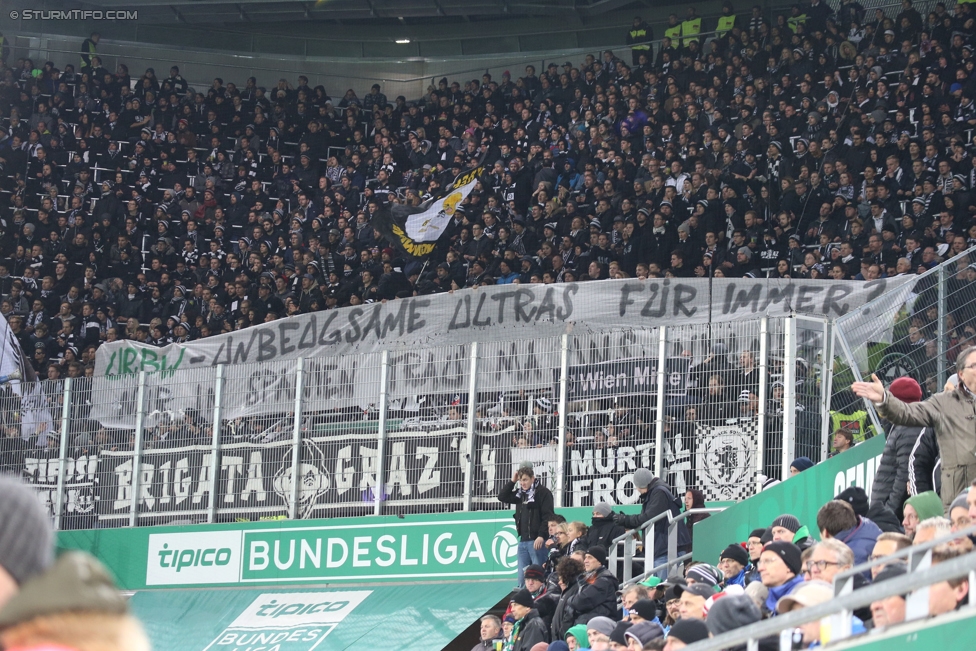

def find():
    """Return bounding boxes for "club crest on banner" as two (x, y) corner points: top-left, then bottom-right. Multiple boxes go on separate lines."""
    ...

(695, 421), (758, 501)
(273, 438), (331, 519)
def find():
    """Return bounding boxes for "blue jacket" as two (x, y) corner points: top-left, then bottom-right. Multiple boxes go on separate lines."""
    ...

(765, 575), (805, 615)
(836, 516), (882, 566)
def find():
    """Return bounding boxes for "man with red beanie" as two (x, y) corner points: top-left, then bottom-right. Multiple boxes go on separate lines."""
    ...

(870, 376), (926, 519)
(854, 346), (976, 511)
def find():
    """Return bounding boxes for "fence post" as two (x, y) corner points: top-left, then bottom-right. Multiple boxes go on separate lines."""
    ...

(820, 321), (836, 463)
(834, 326), (886, 436)
(556, 334), (570, 508)
(374, 351), (390, 516)
(54, 377), (72, 531)
(756, 318), (768, 494)
(289, 358), (305, 520)
(129, 371), (147, 528)
(937, 266), (947, 386)
(463, 342), (479, 512)
(208, 365), (224, 524)
(782, 316), (796, 480)
(654, 326), (667, 479)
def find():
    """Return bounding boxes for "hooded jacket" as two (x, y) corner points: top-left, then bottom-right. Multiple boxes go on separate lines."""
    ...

(617, 477), (689, 558)
(834, 516), (882, 566)
(584, 514), (628, 551)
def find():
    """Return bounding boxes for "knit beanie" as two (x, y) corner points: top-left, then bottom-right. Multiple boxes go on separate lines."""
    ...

(668, 618), (711, 644)
(706, 594), (761, 635)
(720, 543), (750, 566)
(585, 544), (608, 567)
(0, 476), (53, 585)
(586, 616), (616, 636)
(511, 588), (535, 608)
(949, 491), (970, 514)
(762, 541), (802, 576)
(790, 457), (815, 473)
(593, 502), (613, 517)
(625, 621), (664, 646)
(889, 376), (922, 403)
(633, 468), (654, 489)
(771, 514), (801, 534)
(749, 528), (767, 540)
(686, 563), (722, 587)
(609, 621), (633, 645)
(836, 486), (870, 517)
(905, 491), (944, 522)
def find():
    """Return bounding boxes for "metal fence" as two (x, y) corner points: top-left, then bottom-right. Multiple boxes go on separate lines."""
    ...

(5, 248), (972, 530)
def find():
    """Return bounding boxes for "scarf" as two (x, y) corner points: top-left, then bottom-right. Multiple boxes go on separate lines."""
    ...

(503, 618), (523, 651)
(515, 478), (539, 504)
(765, 575), (804, 614)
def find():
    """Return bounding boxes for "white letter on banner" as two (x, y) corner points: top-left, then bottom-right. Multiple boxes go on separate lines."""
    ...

(375, 535), (396, 567)
(433, 533), (457, 564)
(327, 538), (348, 568)
(460, 532), (485, 563)
(249, 541), (269, 571)
(353, 536), (371, 567)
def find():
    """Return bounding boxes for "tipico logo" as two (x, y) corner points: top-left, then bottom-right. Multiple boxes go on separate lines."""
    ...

(492, 524), (519, 569)
(146, 531), (243, 586)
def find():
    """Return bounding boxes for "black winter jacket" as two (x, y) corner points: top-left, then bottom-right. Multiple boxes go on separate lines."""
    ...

(871, 423), (925, 518)
(584, 515), (628, 551)
(908, 427), (941, 496)
(566, 566), (620, 624)
(511, 609), (550, 651)
(617, 478), (689, 559)
(498, 479), (555, 541)
(551, 579), (583, 641)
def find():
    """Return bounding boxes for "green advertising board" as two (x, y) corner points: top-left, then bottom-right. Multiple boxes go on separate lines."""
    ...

(693, 435), (885, 564)
(129, 581), (517, 651)
(57, 506), (638, 590)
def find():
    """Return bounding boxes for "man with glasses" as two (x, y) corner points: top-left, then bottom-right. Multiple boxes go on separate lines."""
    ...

(868, 533), (913, 580)
(853, 346), (976, 510)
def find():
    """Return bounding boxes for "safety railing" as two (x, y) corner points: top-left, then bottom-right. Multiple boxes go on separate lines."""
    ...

(833, 523), (976, 595)
(609, 507), (727, 586)
(683, 549), (976, 651)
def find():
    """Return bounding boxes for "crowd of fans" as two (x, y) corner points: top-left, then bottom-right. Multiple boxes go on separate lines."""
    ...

(488, 416), (976, 651)
(2, 0), (976, 383)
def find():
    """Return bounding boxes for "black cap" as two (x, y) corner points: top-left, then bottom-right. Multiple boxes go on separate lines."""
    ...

(511, 588), (534, 608)
(669, 618), (711, 644)
(720, 543), (750, 566)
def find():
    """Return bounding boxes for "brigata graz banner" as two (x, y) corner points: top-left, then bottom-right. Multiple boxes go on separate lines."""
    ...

(23, 425), (514, 527)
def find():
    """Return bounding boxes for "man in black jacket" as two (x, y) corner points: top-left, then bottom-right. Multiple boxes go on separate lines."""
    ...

(499, 465), (555, 588)
(509, 589), (550, 651)
(564, 545), (620, 626)
(871, 376), (925, 519)
(613, 468), (689, 579)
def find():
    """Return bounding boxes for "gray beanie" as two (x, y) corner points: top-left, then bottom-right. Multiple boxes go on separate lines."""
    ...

(771, 514), (801, 534)
(633, 468), (654, 489)
(594, 502), (614, 517)
(949, 492), (970, 514)
(737, 246), (753, 260)
(0, 476), (53, 585)
(707, 594), (761, 636)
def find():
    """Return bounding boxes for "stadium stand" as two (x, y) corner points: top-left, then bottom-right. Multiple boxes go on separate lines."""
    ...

(1, 0), (976, 648)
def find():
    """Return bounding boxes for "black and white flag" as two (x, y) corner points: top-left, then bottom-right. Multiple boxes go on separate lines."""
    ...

(0, 314), (54, 444)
